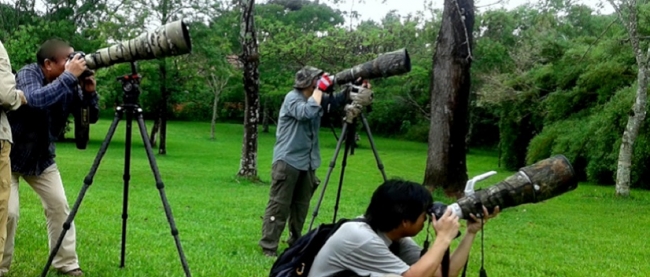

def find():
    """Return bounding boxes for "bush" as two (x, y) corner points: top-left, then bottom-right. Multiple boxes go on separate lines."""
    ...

(526, 85), (650, 189)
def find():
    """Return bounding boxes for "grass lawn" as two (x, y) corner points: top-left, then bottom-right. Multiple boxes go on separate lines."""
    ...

(5, 118), (649, 276)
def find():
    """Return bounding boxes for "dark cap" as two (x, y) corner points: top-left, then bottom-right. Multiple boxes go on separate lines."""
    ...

(293, 66), (324, 89)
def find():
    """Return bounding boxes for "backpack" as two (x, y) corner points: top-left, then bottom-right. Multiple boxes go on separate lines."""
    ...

(269, 218), (366, 277)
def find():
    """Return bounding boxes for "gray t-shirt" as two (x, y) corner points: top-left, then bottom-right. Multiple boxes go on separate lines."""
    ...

(308, 220), (423, 277)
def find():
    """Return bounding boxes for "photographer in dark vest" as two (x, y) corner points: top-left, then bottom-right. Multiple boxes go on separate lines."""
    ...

(1, 38), (99, 276)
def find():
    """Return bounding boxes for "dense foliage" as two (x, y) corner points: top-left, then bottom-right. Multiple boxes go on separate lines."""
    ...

(1, 0), (649, 189)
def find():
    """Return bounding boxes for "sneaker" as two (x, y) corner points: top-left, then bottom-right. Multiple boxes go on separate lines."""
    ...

(59, 268), (84, 276)
(263, 249), (277, 257)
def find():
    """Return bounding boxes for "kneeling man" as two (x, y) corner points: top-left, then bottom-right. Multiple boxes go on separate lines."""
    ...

(308, 179), (499, 277)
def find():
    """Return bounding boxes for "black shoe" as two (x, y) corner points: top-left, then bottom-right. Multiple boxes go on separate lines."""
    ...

(263, 249), (277, 257)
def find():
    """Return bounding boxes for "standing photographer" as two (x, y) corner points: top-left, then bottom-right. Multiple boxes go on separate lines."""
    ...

(1, 39), (99, 277)
(259, 66), (373, 257)
(0, 39), (27, 266)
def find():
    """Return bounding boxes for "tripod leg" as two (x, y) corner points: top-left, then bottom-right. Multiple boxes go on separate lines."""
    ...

(40, 108), (124, 277)
(308, 122), (349, 231)
(134, 111), (192, 277)
(332, 124), (354, 223)
(329, 121), (339, 141)
(360, 113), (387, 181)
(120, 110), (134, 267)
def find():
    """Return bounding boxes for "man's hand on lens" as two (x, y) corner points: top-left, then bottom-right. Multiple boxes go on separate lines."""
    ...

(355, 77), (371, 89)
(432, 208), (460, 242)
(80, 71), (96, 93)
(466, 205), (500, 234)
(65, 54), (87, 78)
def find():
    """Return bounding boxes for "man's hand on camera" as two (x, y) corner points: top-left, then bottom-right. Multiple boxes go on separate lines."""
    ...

(317, 73), (333, 92)
(355, 77), (372, 89)
(79, 72), (96, 93)
(65, 54), (87, 78)
(466, 205), (500, 234)
(432, 208), (460, 242)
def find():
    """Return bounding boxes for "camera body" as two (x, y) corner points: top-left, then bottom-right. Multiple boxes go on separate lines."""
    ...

(66, 51), (94, 150)
(428, 202), (449, 220)
(67, 51), (94, 79)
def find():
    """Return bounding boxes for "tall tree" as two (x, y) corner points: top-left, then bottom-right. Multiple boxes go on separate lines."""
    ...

(423, 0), (475, 197)
(608, 0), (647, 197)
(237, 0), (260, 180)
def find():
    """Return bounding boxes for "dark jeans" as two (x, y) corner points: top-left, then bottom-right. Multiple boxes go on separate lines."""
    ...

(259, 160), (319, 252)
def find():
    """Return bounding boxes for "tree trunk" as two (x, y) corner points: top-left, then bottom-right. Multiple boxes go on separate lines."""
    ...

(262, 99), (269, 133)
(158, 59), (168, 155)
(616, 64), (647, 197)
(237, 0), (260, 180)
(150, 118), (160, 147)
(211, 91), (220, 140)
(423, 0), (475, 198)
(610, 0), (649, 197)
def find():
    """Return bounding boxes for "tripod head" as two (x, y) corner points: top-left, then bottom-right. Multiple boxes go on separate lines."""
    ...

(116, 62), (143, 107)
(333, 82), (374, 124)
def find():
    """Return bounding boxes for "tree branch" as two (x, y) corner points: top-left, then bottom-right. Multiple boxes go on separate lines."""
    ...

(476, 0), (503, 9)
(579, 17), (618, 63)
(402, 92), (430, 119)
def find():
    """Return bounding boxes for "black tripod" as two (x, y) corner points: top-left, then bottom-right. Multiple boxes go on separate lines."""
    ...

(40, 62), (191, 277)
(308, 106), (387, 231)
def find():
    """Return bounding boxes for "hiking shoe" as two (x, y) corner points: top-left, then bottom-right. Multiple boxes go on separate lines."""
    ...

(59, 268), (84, 276)
(263, 249), (277, 257)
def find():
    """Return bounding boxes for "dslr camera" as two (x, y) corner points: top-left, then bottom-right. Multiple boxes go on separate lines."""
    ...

(67, 51), (96, 150)
(67, 51), (94, 79)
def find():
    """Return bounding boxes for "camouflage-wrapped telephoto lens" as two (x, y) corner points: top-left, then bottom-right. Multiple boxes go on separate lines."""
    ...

(432, 155), (579, 220)
(332, 48), (412, 85)
(84, 20), (192, 70)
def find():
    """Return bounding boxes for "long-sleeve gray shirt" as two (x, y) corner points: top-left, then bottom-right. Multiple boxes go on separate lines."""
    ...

(272, 89), (347, 171)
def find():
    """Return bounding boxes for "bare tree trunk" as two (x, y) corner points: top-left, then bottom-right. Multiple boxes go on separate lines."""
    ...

(158, 59), (168, 155)
(210, 76), (222, 140)
(610, 0), (648, 197)
(208, 73), (228, 140)
(211, 95), (219, 140)
(423, 0), (475, 198)
(150, 118), (160, 147)
(262, 99), (269, 133)
(237, 0), (260, 180)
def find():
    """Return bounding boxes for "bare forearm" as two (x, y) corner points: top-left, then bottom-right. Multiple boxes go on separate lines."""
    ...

(449, 232), (477, 277)
(404, 237), (452, 277)
(312, 88), (323, 105)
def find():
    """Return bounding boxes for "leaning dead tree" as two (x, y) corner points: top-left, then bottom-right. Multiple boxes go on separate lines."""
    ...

(608, 0), (648, 197)
(237, 0), (261, 180)
(423, 0), (475, 198)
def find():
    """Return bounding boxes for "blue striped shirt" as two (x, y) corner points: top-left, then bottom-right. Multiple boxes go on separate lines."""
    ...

(8, 63), (99, 176)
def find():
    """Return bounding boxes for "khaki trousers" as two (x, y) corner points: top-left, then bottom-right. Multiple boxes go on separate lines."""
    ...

(0, 141), (11, 262)
(259, 160), (319, 252)
(0, 163), (79, 274)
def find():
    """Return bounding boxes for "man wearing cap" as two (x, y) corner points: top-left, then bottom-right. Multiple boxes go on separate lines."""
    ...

(259, 66), (372, 257)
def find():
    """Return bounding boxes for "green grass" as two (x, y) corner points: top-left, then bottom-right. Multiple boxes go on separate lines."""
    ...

(6, 118), (649, 276)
